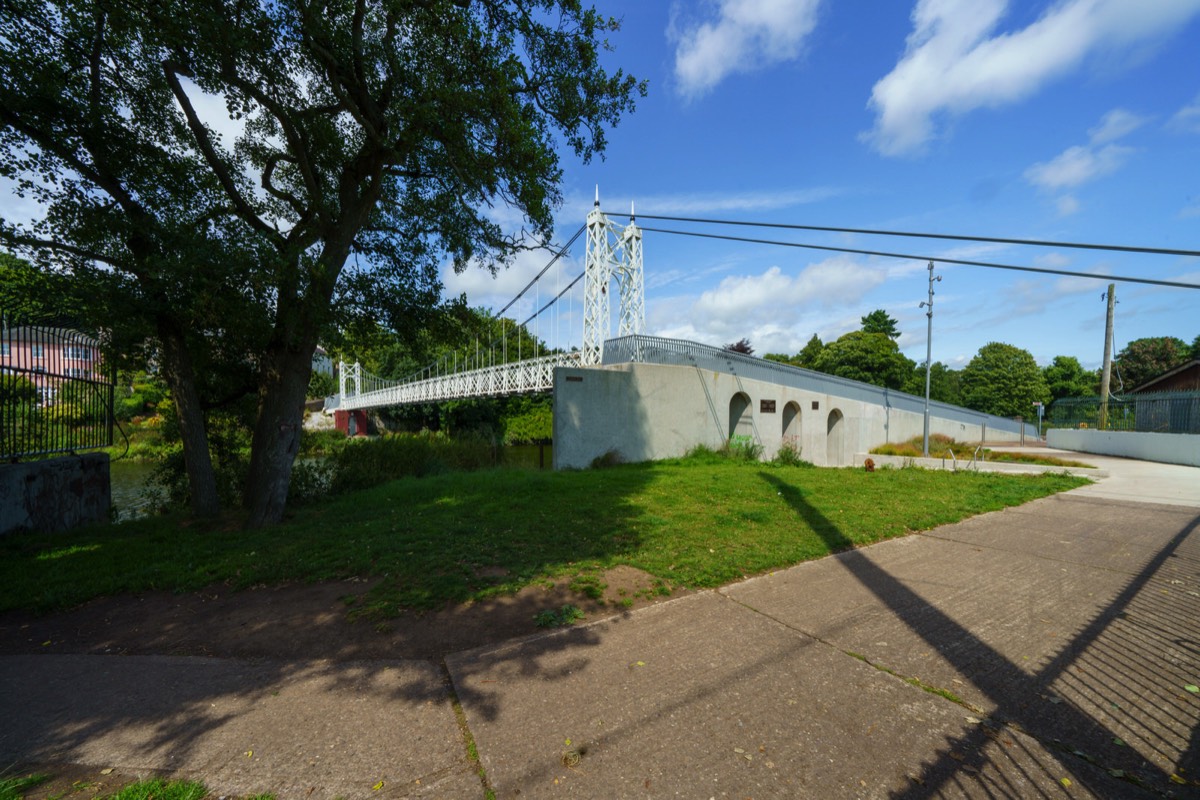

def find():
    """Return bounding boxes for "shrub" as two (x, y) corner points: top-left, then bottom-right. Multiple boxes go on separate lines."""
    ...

(722, 436), (763, 462)
(287, 458), (335, 506)
(773, 440), (809, 467)
(590, 448), (624, 469)
(328, 431), (496, 494)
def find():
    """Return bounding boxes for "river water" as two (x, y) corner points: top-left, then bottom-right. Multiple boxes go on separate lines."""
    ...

(109, 459), (163, 521)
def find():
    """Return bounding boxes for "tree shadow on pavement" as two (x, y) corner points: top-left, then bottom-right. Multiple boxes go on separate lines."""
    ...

(760, 470), (1200, 798)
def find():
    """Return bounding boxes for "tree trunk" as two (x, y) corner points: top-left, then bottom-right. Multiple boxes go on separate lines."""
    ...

(157, 324), (220, 517)
(244, 340), (314, 527)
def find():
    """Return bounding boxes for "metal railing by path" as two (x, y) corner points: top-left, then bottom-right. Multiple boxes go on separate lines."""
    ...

(1, 311), (115, 459)
(1049, 392), (1200, 434)
(331, 350), (582, 411)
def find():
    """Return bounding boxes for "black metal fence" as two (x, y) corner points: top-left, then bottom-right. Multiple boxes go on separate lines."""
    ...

(1, 312), (115, 459)
(1047, 392), (1200, 434)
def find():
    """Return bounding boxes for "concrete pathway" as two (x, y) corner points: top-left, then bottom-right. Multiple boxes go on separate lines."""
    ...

(3, 454), (1198, 798)
(996, 446), (1200, 508)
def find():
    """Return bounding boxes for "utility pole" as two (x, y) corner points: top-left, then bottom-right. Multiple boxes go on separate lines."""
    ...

(1099, 283), (1115, 430)
(920, 261), (942, 457)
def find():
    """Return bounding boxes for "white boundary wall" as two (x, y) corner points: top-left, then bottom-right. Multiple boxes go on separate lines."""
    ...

(1048, 429), (1200, 467)
(554, 362), (1030, 469)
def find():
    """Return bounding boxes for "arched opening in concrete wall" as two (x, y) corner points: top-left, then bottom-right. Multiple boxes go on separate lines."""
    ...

(826, 408), (844, 466)
(729, 392), (753, 443)
(782, 401), (801, 451)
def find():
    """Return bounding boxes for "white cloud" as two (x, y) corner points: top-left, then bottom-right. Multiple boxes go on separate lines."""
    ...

(1025, 143), (1132, 189)
(1180, 202), (1200, 219)
(562, 186), (844, 230)
(1033, 252), (1073, 269)
(865, 0), (1200, 156)
(1169, 94), (1200, 133)
(1024, 107), (1144, 213)
(692, 259), (885, 322)
(1088, 108), (1147, 143)
(1056, 195), (1081, 216)
(671, 0), (822, 100)
(645, 257), (890, 354)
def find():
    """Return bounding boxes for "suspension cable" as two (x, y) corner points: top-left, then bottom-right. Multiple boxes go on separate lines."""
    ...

(636, 226), (1200, 291)
(604, 212), (1200, 259)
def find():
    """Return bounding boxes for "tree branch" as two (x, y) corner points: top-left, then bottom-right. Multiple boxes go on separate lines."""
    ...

(161, 59), (282, 242)
(261, 154), (309, 216)
(0, 233), (122, 268)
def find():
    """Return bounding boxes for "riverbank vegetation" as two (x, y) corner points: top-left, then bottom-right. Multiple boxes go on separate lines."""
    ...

(0, 452), (1087, 618)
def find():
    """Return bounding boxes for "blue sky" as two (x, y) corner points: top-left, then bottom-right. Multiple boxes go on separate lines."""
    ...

(443, 0), (1200, 374)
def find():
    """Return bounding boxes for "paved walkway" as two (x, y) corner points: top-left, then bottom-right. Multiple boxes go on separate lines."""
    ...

(3, 453), (1198, 798)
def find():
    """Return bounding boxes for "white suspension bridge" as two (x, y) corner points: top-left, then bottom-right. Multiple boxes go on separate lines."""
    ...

(325, 189), (1200, 416)
(329, 192), (645, 412)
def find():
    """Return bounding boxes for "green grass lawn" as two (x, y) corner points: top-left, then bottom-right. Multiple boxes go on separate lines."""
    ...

(0, 456), (1088, 618)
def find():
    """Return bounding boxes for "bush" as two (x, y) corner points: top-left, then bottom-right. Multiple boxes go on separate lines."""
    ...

(773, 440), (810, 467)
(287, 458), (335, 506)
(721, 436), (763, 461)
(308, 369), (337, 399)
(328, 431), (496, 494)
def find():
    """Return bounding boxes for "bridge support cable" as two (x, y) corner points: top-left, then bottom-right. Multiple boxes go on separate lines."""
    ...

(603, 211), (1200, 260)
(332, 221), (597, 410)
(636, 226), (1200, 292)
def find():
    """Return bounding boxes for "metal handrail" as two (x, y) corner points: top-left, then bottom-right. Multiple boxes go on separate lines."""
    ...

(336, 350), (582, 410)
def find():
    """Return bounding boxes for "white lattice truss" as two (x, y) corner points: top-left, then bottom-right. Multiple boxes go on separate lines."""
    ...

(335, 351), (582, 411)
(330, 196), (642, 412)
(582, 196), (643, 366)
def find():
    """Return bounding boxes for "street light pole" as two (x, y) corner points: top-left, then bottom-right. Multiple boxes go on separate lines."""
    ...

(920, 261), (942, 458)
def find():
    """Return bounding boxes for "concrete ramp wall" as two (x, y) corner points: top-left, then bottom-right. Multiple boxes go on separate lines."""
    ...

(1048, 428), (1200, 467)
(554, 362), (1031, 470)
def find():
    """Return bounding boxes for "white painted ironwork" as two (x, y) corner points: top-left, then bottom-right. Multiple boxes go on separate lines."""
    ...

(337, 350), (582, 411)
(334, 191), (641, 410)
(616, 203), (644, 338)
(583, 189), (643, 365)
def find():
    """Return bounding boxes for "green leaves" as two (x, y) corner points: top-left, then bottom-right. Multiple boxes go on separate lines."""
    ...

(811, 331), (915, 390)
(960, 342), (1050, 419)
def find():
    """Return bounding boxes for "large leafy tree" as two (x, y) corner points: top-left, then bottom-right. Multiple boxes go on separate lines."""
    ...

(860, 309), (900, 339)
(1114, 337), (1190, 390)
(0, 0), (644, 526)
(902, 361), (961, 405)
(810, 331), (914, 390)
(1042, 355), (1096, 401)
(960, 342), (1050, 419)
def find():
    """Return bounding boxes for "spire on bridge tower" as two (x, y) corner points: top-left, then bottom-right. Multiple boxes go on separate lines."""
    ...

(583, 190), (644, 365)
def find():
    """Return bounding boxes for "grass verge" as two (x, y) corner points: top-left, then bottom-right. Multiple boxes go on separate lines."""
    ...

(871, 435), (1095, 468)
(0, 774), (48, 800)
(0, 455), (1088, 618)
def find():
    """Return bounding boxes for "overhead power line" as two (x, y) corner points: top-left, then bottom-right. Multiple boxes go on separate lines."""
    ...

(635, 226), (1200, 291)
(603, 211), (1200, 259)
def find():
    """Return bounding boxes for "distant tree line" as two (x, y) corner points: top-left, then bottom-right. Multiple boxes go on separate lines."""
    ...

(753, 309), (1199, 420)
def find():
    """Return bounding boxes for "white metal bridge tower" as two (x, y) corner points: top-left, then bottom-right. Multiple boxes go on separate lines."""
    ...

(582, 188), (644, 365)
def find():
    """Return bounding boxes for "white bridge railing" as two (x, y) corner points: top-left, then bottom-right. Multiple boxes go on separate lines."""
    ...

(332, 350), (582, 411)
